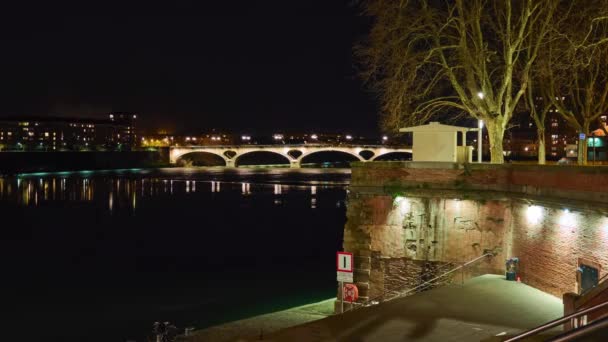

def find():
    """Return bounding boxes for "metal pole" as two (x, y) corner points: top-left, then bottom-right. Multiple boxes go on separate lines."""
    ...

(340, 281), (344, 313)
(593, 135), (596, 165)
(478, 120), (483, 163)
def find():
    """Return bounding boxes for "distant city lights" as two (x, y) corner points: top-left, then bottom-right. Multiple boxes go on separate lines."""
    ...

(241, 135), (251, 141)
(273, 134), (284, 140)
(345, 135), (353, 140)
(382, 135), (388, 141)
(311, 134), (318, 140)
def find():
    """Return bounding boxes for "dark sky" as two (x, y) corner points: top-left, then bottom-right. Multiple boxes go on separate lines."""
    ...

(0, 1), (378, 134)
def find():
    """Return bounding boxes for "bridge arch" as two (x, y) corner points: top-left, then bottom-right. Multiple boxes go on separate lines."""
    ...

(371, 151), (412, 161)
(298, 149), (365, 166)
(234, 150), (291, 167)
(174, 151), (228, 166)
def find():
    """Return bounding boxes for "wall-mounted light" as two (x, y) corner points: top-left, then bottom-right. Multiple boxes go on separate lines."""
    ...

(526, 205), (543, 225)
(559, 208), (577, 228)
(394, 196), (411, 214)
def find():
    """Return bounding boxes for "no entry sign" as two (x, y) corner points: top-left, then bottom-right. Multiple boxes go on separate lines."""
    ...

(337, 252), (354, 312)
(337, 252), (353, 272)
(337, 252), (354, 283)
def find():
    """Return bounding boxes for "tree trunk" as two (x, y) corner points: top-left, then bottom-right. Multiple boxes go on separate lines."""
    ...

(537, 129), (546, 165)
(578, 122), (590, 165)
(487, 120), (505, 163)
(577, 137), (586, 165)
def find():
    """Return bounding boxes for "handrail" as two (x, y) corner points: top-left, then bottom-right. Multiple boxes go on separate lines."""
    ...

(548, 315), (608, 342)
(504, 299), (608, 342)
(342, 251), (495, 313)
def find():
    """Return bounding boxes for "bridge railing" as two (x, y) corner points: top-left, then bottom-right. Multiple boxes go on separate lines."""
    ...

(170, 144), (412, 149)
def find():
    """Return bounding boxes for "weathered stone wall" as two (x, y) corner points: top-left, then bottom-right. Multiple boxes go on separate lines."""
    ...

(351, 162), (608, 205)
(339, 162), (608, 312)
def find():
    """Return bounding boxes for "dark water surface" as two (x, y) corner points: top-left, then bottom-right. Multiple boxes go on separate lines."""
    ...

(1, 167), (349, 341)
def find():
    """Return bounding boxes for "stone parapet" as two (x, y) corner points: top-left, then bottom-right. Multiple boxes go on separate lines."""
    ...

(351, 162), (608, 206)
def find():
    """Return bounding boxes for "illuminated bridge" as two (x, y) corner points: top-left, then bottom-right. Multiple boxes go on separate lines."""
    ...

(170, 144), (412, 168)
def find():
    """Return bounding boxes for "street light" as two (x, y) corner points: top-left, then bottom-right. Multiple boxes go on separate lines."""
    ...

(478, 120), (483, 163)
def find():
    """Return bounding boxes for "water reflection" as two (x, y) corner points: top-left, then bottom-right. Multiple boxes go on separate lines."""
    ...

(0, 168), (350, 342)
(0, 169), (348, 213)
(242, 182), (251, 195)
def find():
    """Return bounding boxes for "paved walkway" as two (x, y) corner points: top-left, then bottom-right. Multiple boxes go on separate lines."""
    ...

(185, 299), (335, 342)
(252, 275), (563, 341)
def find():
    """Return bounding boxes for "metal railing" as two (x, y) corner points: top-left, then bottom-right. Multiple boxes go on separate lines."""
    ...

(548, 315), (608, 342)
(342, 251), (496, 313)
(504, 300), (608, 342)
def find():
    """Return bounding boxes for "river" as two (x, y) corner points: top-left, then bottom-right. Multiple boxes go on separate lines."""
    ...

(1, 167), (349, 341)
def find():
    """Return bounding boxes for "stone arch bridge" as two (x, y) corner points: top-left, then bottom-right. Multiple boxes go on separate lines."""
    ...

(170, 144), (412, 168)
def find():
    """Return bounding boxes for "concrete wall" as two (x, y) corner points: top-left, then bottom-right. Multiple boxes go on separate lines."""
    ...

(340, 162), (608, 310)
(412, 132), (456, 162)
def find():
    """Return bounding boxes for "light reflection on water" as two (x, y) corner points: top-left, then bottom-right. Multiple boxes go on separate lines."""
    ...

(0, 167), (350, 211)
(0, 167), (351, 341)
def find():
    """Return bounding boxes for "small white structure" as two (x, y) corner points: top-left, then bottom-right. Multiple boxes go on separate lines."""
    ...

(399, 122), (478, 163)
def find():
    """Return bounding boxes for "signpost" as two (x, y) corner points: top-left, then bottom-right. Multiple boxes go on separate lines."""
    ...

(337, 251), (353, 313)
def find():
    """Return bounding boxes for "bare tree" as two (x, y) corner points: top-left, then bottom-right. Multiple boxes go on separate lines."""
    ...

(357, 0), (558, 163)
(540, 2), (608, 164)
(523, 81), (550, 164)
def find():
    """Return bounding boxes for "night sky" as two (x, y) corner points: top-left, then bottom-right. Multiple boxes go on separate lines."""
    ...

(0, 1), (378, 134)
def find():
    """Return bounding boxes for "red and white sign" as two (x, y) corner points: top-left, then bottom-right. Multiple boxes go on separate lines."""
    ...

(337, 252), (353, 272)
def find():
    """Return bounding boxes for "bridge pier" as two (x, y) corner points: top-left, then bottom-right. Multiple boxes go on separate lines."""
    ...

(290, 160), (301, 169)
(225, 159), (236, 168)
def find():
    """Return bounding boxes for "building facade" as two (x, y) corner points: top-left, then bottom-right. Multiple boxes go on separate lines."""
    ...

(0, 113), (138, 151)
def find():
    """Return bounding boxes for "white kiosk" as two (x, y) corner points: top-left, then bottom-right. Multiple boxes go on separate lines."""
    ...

(399, 122), (478, 163)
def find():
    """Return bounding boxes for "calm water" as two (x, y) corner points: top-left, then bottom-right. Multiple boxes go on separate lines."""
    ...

(1, 168), (349, 341)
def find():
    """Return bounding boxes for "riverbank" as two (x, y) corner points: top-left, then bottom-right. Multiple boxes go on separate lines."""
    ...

(0, 150), (169, 174)
(184, 299), (335, 342)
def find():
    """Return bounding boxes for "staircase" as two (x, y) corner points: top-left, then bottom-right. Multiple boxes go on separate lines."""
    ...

(505, 273), (608, 341)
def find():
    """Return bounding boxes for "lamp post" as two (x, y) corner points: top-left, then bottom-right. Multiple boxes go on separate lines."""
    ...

(592, 133), (597, 165)
(476, 92), (485, 163)
(478, 120), (483, 163)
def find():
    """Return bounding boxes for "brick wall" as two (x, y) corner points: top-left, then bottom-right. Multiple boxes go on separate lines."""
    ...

(339, 162), (608, 312)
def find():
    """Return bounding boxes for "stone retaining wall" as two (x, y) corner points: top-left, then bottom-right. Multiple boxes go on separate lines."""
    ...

(339, 162), (608, 312)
